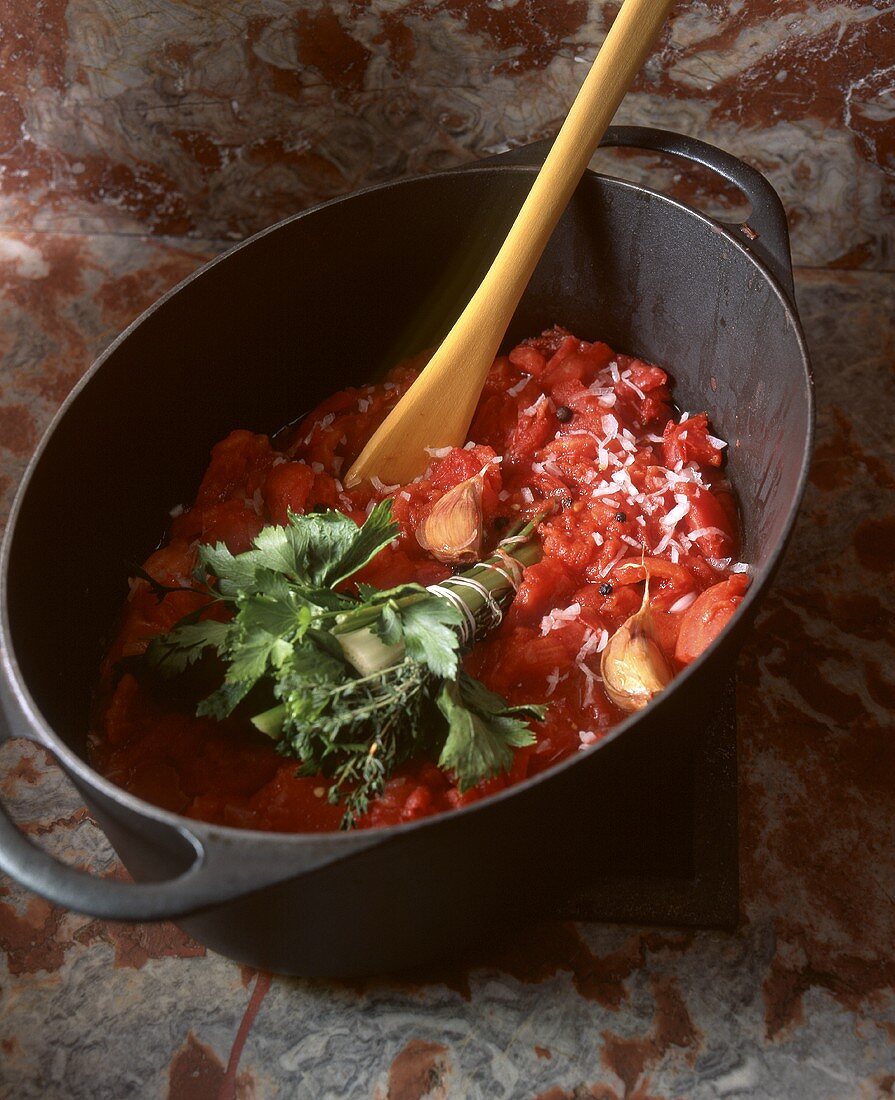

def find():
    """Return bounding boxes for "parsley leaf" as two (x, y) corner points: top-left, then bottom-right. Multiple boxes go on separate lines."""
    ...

(147, 619), (231, 675)
(291, 499), (397, 587)
(400, 598), (462, 679)
(436, 673), (543, 791)
(197, 542), (260, 596)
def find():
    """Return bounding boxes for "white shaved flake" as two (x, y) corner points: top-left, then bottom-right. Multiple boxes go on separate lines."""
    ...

(357, 397), (372, 413)
(592, 482), (620, 498)
(730, 561), (750, 573)
(669, 591), (698, 614)
(687, 525), (727, 542)
(576, 628), (600, 663)
(653, 531), (672, 556)
(168, 503), (185, 518)
(507, 375), (530, 397)
(521, 487), (534, 504)
(424, 445), (452, 458)
(522, 393), (547, 417)
(578, 730), (599, 749)
(707, 435), (727, 450)
(311, 462), (324, 474)
(660, 499), (690, 530)
(600, 545), (628, 577)
(540, 602), (582, 636)
(370, 475), (399, 493)
(623, 375), (646, 399)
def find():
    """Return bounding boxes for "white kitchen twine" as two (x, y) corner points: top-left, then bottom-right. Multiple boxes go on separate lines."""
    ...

(426, 583), (479, 644)
(449, 576), (504, 633)
(427, 575), (504, 643)
(478, 547), (525, 592)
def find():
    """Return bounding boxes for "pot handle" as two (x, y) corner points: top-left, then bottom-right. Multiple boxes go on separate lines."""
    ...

(474, 126), (796, 304)
(0, 719), (357, 921)
(598, 126), (795, 303)
(0, 788), (211, 921)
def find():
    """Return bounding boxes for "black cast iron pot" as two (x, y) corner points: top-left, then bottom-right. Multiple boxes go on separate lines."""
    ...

(0, 128), (813, 976)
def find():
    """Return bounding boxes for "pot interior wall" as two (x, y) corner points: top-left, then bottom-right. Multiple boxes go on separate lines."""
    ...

(5, 168), (809, 757)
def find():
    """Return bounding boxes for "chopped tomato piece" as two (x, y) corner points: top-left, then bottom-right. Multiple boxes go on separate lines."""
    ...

(675, 574), (749, 665)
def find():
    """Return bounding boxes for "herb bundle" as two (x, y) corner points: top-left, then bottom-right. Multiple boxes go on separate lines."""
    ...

(146, 501), (546, 827)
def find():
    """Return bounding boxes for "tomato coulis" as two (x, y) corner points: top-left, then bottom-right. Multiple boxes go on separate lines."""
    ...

(91, 327), (748, 832)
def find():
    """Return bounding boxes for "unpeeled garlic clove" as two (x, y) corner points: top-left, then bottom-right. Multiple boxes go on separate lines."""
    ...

(416, 475), (484, 563)
(600, 583), (673, 713)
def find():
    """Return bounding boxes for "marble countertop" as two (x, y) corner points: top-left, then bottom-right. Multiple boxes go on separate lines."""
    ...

(1, 234), (893, 1100)
(1, 0), (894, 1094)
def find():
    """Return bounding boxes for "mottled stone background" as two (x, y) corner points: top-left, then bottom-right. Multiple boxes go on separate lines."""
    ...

(1, 1), (894, 1098)
(2, 0), (893, 265)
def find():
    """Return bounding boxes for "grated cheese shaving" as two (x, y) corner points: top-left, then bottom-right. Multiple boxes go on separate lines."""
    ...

(668, 591), (698, 614)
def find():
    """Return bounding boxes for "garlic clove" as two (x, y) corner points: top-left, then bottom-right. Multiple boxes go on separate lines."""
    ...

(416, 475), (484, 563)
(600, 583), (673, 713)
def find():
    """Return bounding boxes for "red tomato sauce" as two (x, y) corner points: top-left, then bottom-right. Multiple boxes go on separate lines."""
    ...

(91, 327), (748, 832)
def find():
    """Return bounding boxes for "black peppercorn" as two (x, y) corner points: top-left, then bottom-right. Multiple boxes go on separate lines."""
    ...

(561, 496), (574, 509)
(493, 515), (510, 531)
(615, 511), (627, 523)
(599, 582), (613, 596)
(555, 405), (573, 422)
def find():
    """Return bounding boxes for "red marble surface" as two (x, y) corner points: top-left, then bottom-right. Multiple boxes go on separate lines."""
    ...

(1, 2), (894, 1097)
(1, 1), (893, 267)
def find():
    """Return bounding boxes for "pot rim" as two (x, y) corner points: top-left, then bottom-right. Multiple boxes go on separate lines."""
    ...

(0, 160), (815, 849)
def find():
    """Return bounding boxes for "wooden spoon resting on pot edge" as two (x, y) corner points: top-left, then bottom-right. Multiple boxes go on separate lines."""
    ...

(344, 0), (676, 489)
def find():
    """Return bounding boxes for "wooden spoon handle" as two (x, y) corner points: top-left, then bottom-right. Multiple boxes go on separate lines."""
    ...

(346, 0), (675, 488)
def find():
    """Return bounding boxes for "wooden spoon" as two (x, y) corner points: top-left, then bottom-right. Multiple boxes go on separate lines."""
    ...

(345, 0), (675, 488)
